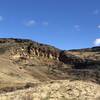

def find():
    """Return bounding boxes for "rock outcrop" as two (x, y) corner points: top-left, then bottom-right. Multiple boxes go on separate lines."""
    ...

(0, 38), (99, 67)
(0, 38), (100, 71)
(0, 38), (100, 99)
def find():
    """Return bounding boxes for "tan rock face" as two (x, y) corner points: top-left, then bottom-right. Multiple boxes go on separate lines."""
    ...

(0, 38), (100, 99)
(12, 53), (21, 59)
(10, 42), (60, 63)
(0, 38), (99, 68)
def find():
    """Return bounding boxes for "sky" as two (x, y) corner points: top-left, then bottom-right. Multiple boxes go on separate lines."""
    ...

(0, 0), (100, 50)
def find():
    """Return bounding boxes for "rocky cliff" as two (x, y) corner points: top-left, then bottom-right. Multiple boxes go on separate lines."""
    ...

(0, 38), (100, 99)
(0, 38), (99, 67)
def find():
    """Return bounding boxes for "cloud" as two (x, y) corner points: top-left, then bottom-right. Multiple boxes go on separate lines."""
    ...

(93, 9), (99, 15)
(42, 21), (48, 26)
(0, 16), (3, 21)
(94, 38), (100, 46)
(25, 20), (36, 27)
(97, 25), (100, 29)
(24, 19), (49, 27)
(74, 25), (80, 31)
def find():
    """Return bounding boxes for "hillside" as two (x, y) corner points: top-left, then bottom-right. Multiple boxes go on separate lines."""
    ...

(0, 38), (100, 100)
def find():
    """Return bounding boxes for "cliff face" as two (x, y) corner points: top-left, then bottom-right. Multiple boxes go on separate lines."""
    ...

(0, 38), (100, 99)
(1, 38), (99, 67)
(0, 38), (99, 83)
(1, 38), (60, 63)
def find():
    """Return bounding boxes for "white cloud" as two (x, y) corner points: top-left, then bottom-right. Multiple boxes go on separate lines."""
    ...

(0, 16), (3, 21)
(94, 38), (100, 46)
(74, 25), (80, 31)
(42, 21), (48, 26)
(24, 19), (49, 27)
(25, 20), (36, 27)
(93, 9), (99, 15)
(97, 25), (100, 29)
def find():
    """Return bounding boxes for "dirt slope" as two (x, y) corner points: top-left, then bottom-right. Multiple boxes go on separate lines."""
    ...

(0, 38), (100, 100)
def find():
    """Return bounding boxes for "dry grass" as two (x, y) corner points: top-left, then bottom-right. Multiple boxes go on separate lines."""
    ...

(0, 39), (100, 100)
(0, 80), (100, 100)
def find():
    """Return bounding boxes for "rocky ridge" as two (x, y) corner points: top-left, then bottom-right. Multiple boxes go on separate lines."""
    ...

(0, 38), (100, 99)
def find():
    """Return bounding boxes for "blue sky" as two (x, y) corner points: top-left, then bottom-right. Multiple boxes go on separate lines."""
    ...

(0, 0), (100, 50)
